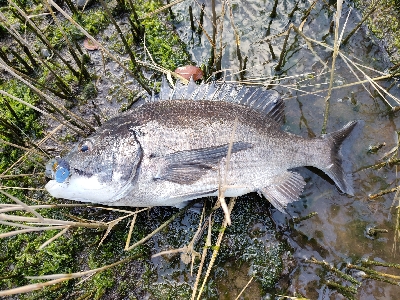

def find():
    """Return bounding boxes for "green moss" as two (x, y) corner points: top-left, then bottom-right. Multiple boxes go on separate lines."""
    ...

(353, 0), (400, 64)
(46, 5), (109, 49)
(134, 0), (191, 71)
(0, 228), (80, 299)
(80, 9), (109, 36)
(214, 196), (293, 294)
(82, 81), (98, 100)
(0, 79), (44, 204)
(149, 282), (193, 299)
(141, 17), (190, 70)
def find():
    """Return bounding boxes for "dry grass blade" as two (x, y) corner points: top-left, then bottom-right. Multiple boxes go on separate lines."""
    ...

(321, 0), (343, 134)
(218, 117), (238, 225)
(0, 277), (72, 297)
(299, 0), (317, 31)
(125, 202), (195, 251)
(136, 59), (188, 84)
(125, 211), (139, 250)
(0, 186), (45, 191)
(341, 0), (381, 45)
(191, 214), (213, 300)
(0, 220), (35, 229)
(39, 227), (70, 249)
(0, 225), (68, 239)
(0, 190), (44, 222)
(339, 53), (400, 106)
(0, 138), (43, 156)
(99, 211), (139, 247)
(0, 203), (87, 213)
(392, 187), (400, 255)
(285, 73), (394, 101)
(98, 220), (119, 247)
(1, 124), (63, 176)
(98, 206), (149, 215)
(8, 0), (78, 76)
(0, 60), (89, 136)
(290, 18), (398, 109)
(152, 206), (205, 269)
(196, 18), (215, 48)
(276, 295), (310, 300)
(196, 198), (236, 300)
(0, 213), (108, 229)
(48, 0), (151, 94)
(0, 253), (141, 296)
(234, 276), (254, 300)
(0, 11), (72, 94)
(0, 90), (60, 125)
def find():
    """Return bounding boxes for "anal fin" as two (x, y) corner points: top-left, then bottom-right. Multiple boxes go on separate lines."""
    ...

(259, 171), (306, 213)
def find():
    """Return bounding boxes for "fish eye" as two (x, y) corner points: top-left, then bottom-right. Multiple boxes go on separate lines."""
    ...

(79, 140), (93, 153)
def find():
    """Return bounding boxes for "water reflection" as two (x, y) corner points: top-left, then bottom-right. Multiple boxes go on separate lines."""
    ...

(168, 0), (400, 298)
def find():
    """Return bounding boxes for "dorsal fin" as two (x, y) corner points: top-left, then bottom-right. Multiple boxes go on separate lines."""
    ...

(147, 78), (284, 124)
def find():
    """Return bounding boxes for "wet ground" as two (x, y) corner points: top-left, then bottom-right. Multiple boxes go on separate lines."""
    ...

(2, 0), (400, 299)
(168, 0), (400, 298)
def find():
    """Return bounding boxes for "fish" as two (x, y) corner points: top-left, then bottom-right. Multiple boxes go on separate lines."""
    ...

(45, 78), (358, 213)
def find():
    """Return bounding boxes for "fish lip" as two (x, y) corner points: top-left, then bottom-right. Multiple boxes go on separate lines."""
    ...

(45, 157), (71, 183)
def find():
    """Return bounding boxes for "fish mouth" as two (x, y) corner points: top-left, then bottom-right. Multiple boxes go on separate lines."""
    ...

(46, 157), (96, 182)
(45, 157), (71, 183)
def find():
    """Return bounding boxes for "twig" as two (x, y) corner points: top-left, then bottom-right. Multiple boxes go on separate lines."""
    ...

(369, 186), (399, 199)
(321, 0), (343, 134)
(342, 0), (381, 45)
(234, 276), (254, 300)
(139, 0), (185, 19)
(48, 0), (151, 94)
(197, 198), (236, 300)
(191, 214), (213, 300)
(125, 202), (196, 251)
(0, 190), (44, 222)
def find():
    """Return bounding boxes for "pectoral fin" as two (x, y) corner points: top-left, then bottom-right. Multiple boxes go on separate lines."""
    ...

(259, 171), (306, 213)
(156, 142), (252, 184)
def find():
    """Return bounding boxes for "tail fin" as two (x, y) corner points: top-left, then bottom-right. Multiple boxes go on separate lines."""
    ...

(322, 121), (359, 195)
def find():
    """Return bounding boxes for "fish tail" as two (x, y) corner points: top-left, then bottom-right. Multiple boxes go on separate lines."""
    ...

(322, 121), (359, 195)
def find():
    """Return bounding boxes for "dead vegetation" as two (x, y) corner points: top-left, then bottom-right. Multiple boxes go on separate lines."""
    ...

(1, 0), (400, 299)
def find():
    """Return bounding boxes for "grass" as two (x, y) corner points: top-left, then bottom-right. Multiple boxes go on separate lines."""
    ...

(1, 0), (400, 299)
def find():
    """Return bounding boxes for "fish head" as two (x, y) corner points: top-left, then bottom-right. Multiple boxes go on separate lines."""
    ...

(45, 131), (142, 203)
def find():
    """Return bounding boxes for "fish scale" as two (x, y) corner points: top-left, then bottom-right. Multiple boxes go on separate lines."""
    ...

(45, 80), (359, 213)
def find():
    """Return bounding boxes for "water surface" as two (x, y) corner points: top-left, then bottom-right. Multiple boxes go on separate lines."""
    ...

(168, 0), (400, 298)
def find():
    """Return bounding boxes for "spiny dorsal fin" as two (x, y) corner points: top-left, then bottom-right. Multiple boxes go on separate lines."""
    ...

(148, 78), (284, 124)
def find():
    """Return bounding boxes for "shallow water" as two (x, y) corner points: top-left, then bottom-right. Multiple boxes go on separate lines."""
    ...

(168, 0), (400, 298)
(2, 0), (400, 298)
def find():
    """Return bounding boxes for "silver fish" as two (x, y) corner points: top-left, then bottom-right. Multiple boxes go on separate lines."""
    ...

(45, 79), (358, 213)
